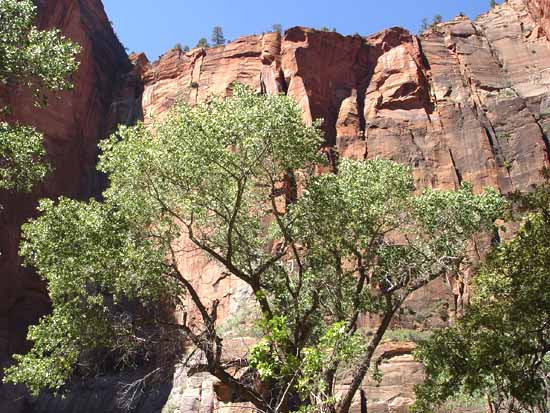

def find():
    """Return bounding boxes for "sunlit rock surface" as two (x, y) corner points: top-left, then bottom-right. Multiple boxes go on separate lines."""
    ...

(2, 0), (550, 411)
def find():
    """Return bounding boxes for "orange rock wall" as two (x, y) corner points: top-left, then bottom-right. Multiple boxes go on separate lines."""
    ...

(134, 0), (550, 331)
(3, 0), (550, 411)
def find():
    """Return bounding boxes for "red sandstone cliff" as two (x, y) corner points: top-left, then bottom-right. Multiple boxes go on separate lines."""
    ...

(0, 0), (129, 361)
(127, 1), (550, 410)
(3, 0), (550, 412)
(140, 0), (550, 194)
(135, 0), (550, 331)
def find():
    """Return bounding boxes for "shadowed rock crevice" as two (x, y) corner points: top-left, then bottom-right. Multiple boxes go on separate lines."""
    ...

(4, 1), (550, 412)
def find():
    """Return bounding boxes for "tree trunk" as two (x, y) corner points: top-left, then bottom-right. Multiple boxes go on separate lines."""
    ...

(336, 304), (398, 413)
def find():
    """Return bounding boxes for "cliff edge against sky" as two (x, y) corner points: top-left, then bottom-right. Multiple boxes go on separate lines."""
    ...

(1, 0), (550, 411)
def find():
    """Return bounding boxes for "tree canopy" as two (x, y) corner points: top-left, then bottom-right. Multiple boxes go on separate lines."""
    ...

(414, 172), (550, 413)
(195, 37), (209, 48)
(4, 84), (503, 412)
(211, 26), (225, 46)
(0, 0), (79, 193)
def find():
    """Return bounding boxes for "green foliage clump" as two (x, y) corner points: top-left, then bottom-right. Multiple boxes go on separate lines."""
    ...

(319, 26), (337, 33)
(195, 37), (209, 48)
(0, 0), (80, 96)
(211, 26), (225, 46)
(0, 0), (79, 193)
(4, 198), (174, 396)
(383, 329), (431, 344)
(419, 14), (444, 34)
(5, 83), (504, 412)
(0, 123), (50, 192)
(272, 24), (283, 35)
(414, 171), (550, 413)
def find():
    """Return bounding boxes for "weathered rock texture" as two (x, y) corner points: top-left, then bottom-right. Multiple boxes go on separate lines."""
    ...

(133, 0), (550, 328)
(3, 0), (550, 412)
(0, 0), (129, 362)
(129, 0), (550, 411)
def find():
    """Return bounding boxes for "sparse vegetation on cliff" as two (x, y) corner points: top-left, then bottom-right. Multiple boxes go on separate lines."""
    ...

(211, 26), (225, 46)
(272, 23), (283, 35)
(419, 14), (444, 34)
(195, 37), (209, 48)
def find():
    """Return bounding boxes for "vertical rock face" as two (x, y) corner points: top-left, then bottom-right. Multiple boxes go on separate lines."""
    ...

(525, 0), (550, 39)
(4, 0), (550, 412)
(135, 0), (550, 332)
(124, 1), (550, 411)
(0, 0), (129, 361)
(138, 0), (550, 196)
(141, 32), (284, 120)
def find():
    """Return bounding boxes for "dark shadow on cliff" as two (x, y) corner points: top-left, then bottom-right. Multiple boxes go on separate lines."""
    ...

(28, 366), (175, 413)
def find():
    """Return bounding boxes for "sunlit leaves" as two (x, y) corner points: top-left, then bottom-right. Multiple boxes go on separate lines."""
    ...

(0, 0), (80, 95)
(4, 198), (176, 394)
(5, 80), (505, 410)
(99, 84), (324, 277)
(0, 0), (80, 192)
(289, 160), (502, 322)
(414, 177), (550, 413)
(6, 85), (325, 397)
(0, 122), (49, 191)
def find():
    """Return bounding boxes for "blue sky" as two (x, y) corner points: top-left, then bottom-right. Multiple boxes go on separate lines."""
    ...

(103, 0), (494, 61)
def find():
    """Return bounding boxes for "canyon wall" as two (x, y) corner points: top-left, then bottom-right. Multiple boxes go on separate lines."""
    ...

(2, 0), (550, 412)
(136, 0), (550, 335)
(0, 0), (130, 361)
(124, 0), (550, 410)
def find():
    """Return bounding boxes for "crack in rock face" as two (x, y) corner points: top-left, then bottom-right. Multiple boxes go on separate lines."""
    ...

(2, 0), (550, 412)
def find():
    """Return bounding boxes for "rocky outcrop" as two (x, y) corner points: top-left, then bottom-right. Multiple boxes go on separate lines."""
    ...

(526, 0), (550, 39)
(134, 0), (550, 331)
(3, 0), (550, 412)
(0, 0), (129, 362)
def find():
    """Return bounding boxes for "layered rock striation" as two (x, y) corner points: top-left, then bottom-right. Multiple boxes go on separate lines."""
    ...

(133, 0), (550, 332)
(3, 0), (550, 411)
(139, 0), (550, 195)
(124, 1), (550, 410)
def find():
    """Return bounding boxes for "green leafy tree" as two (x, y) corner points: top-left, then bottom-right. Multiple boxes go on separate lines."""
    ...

(419, 18), (430, 33)
(432, 14), (443, 25)
(272, 23), (283, 35)
(287, 162), (501, 413)
(490, 0), (498, 8)
(5, 85), (503, 412)
(414, 172), (550, 413)
(0, 0), (79, 193)
(195, 37), (209, 48)
(211, 26), (225, 46)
